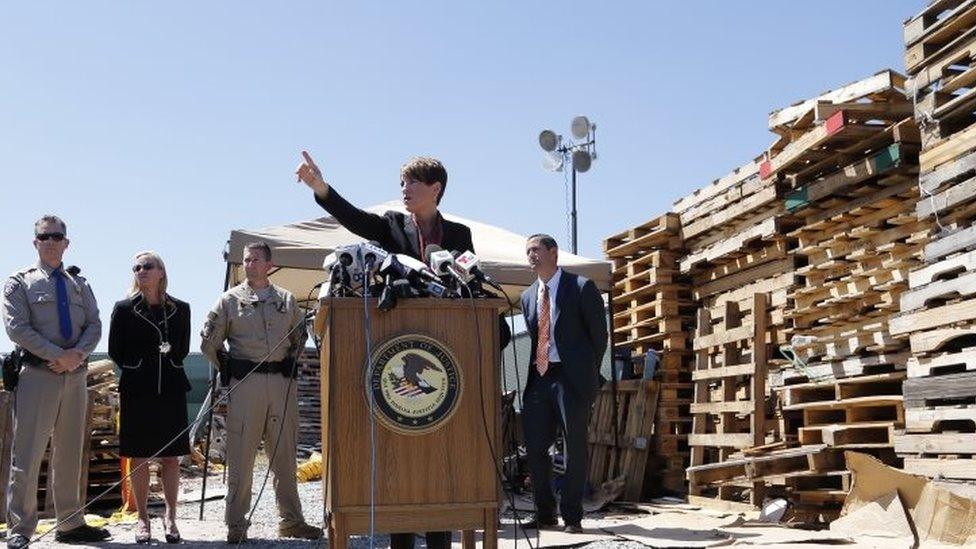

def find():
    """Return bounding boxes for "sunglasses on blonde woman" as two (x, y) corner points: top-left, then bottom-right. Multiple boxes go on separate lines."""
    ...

(132, 263), (156, 273)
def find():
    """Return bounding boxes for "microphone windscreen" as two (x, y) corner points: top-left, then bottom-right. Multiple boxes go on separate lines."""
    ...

(424, 244), (443, 262)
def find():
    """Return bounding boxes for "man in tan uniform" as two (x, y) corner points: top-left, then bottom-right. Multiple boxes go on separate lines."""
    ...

(2, 215), (111, 548)
(200, 241), (320, 543)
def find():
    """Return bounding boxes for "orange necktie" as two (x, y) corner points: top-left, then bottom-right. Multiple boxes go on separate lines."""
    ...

(536, 284), (551, 376)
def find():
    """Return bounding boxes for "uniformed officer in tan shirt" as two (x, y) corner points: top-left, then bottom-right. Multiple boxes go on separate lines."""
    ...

(200, 241), (320, 543)
(1, 215), (111, 548)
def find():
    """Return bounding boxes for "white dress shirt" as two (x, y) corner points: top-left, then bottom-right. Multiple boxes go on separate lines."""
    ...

(537, 267), (562, 363)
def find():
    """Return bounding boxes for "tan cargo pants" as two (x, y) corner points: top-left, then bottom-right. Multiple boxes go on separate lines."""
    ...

(6, 365), (88, 537)
(225, 372), (304, 534)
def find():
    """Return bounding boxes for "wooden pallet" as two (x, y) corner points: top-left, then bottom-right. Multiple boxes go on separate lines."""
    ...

(761, 116), (914, 188)
(768, 70), (907, 134)
(797, 421), (897, 448)
(907, 23), (976, 95)
(296, 350), (323, 455)
(673, 159), (761, 221)
(604, 213), (682, 259)
(586, 379), (660, 501)
(686, 444), (837, 487)
(771, 353), (909, 389)
(778, 372), (906, 408)
(688, 293), (769, 507)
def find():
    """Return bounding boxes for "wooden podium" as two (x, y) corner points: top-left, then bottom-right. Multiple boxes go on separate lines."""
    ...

(315, 297), (506, 549)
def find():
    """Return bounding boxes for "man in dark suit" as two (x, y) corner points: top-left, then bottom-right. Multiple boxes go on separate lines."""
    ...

(520, 234), (607, 533)
(294, 151), (508, 549)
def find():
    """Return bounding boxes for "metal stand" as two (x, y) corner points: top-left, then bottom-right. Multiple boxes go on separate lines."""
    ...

(198, 371), (218, 520)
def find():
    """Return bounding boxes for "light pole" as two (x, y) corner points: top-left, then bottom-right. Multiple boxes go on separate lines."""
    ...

(539, 116), (597, 255)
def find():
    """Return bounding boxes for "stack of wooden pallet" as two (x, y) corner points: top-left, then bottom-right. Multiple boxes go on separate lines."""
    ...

(760, 70), (922, 521)
(84, 361), (123, 510)
(686, 293), (772, 509)
(891, 248), (976, 481)
(677, 159), (798, 343)
(673, 155), (802, 508)
(904, 0), (976, 150)
(888, 4), (976, 480)
(604, 212), (693, 495)
(772, 70), (920, 365)
(296, 349), (323, 458)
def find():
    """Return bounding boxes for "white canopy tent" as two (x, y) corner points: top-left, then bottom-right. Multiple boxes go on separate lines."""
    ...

(224, 201), (612, 308)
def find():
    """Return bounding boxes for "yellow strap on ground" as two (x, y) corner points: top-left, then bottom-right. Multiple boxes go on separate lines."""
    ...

(296, 451), (323, 482)
(1, 514), (119, 535)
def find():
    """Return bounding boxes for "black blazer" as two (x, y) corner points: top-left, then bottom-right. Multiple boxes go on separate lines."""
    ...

(109, 295), (191, 396)
(521, 270), (608, 403)
(316, 187), (511, 349)
(315, 189), (474, 258)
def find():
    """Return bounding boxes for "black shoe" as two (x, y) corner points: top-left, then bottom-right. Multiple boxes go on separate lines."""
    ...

(520, 516), (558, 530)
(563, 523), (583, 534)
(54, 524), (112, 543)
(165, 533), (182, 544)
(6, 534), (29, 549)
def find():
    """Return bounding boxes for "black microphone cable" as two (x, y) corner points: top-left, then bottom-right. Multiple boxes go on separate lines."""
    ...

(484, 279), (539, 548)
(361, 284), (379, 549)
(459, 280), (536, 549)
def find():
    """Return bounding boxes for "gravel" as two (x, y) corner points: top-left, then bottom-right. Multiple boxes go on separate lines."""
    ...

(12, 454), (645, 548)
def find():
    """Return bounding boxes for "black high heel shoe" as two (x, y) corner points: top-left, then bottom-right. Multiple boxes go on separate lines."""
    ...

(135, 527), (151, 545)
(163, 519), (181, 544)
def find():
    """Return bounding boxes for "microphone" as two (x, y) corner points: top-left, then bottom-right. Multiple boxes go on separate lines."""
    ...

(455, 250), (494, 285)
(378, 254), (448, 298)
(424, 244), (440, 264)
(318, 252), (341, 301)
(335, 244), (365, 294)
(361, 241), (389, 274)
(427, 245), (469, 297)
(428, 247), (455, 277)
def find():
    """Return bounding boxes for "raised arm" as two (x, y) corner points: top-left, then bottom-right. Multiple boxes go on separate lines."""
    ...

(296, 150), (392, 243)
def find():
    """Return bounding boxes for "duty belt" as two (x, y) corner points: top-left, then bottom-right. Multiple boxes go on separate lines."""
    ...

(227, 357), (296, 380)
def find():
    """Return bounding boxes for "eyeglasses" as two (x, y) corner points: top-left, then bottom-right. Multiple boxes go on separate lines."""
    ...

(35, 232), (65, 242)
(132, 263), (156, 273)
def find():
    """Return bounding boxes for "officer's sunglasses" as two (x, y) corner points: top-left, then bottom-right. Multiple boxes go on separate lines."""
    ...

(35, 232), (65, 242)
(132, 263), (157, 273)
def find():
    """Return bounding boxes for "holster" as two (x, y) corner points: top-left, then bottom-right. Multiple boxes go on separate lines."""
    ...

(2, 347), (24, 392)
(216, 349), (231, 387)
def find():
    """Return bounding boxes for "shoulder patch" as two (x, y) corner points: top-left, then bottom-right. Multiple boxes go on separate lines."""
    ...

(4, 278), (19, 298)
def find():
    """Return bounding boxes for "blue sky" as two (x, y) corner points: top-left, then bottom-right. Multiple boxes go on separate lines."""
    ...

(1, 1), (923, 351)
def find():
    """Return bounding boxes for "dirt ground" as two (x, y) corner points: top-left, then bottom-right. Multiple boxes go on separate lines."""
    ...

(3, 456), (912, 548)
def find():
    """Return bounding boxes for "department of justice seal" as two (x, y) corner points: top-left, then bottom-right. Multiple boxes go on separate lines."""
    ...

(367, 334), (462, 435)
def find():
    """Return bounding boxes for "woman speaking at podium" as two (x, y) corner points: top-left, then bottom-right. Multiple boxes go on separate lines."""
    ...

(297, 151), (473, 263)
(296, 151), (508, 549)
